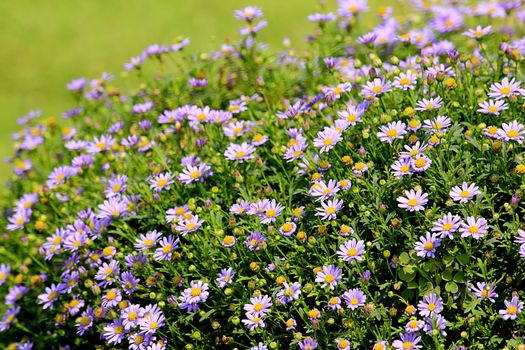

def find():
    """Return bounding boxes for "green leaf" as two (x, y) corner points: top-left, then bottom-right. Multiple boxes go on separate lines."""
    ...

(399, 266), (416, 282)
(442, 254), (454, 267)
(457, 253), (470, 265)
(445, 281), (459, 294)
(399, 252), (411, 266)
(442, 269), (453, 281)
(453, 271), (466, 283)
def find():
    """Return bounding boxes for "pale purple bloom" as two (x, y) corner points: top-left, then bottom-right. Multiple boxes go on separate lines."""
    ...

(392, 332), (421, 350)
(342, 288), (366, 310)
(497, 121), (525, 144)
(415, 96), (442, 111)
(337, 238), (366, 262)
(414, 232), (441, 258)
(174, 215), (204, 235)
(313, 127), (342, 153)
(276, 282), (301, 304)
(149, 172), (174, 192)
(393, 71), (417, 90)
(279, 222), (297, 236)
(244, 294), (272, 317)
(258, 199), (284, 224)
(477, 100), (508, 115)
(431, 213), (462, 239)
(234, 6), (263, 21)
(423, 115), (451, 133)
(469, 282), (498, 302)
(397, 189), (428, 212)
(121, 271), (140, 295)
(309, 179), (340, 200)
(102, 319), (127, 345)
(37, 283), (64, 309)
(315, 264), (342, 290)
(499, 296), (523, 320)
(245, 231), (266, 251)
(224, 142), (256, 162)
(217, 267), (234, 288)
(377, 121), (406, 144)
(459, 216), (488, 239)
(97, 196), (129, 219)
(308, 12), (336, 23)
(153, 235), (180, 261)
(242, 313), (265, 330)
(315, 198), (344, 220)
(179, 280), (209, 312)
(449, 182), (481, 203)
(178, 163), (212, 184)
(0, 306), (20, 331)
(391, 158), (413, 178)
(104, 175), (128, 198)
(299, 337), (318, 350)
(405, 319), (425, 333)
(418, 293), (443, 317)
(86, 134), (115, 154)
(488, 78), (522, 99)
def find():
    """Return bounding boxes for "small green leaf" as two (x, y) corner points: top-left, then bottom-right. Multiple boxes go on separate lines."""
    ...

(442, 269), (452, 281)
(445, 281), (459, 294)
(453, 271), (466, 283)
(457, 254), (469, 265)
(399, 252), (411, 266)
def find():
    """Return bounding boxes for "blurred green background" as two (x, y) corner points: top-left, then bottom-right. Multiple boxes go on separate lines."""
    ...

(0, 0), (388, 183)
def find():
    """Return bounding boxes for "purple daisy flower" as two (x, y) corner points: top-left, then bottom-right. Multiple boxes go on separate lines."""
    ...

(459, 216), (488, 239)
(149, 172), (175, 192)
(299, 337), (318, 350)
(217, 267), (234, 288)
(342, 288), (366, 310)
(102, 319), (127, 345)
(153, 235), (180, 261)
(337, 238), (366, 262)
(313, 127), (342, 153)
(418, 293), (443, 317)
(276, 282), (301, 304)
(469, 282), (498, 302)
(244, 294), (272, 317)
(224, 142), (256, 162)
(121, 271), (140, 295)
(431, 213), (462, 239)
(377, 121), (407, 144)
(392, 332), (422, 350)
(315, 198), (344, 220)
(397, 189), (428, 212)
(414, 232), (441, 258)
(315, 264), (342, 290)
(499, 296), (523, 320)
(449, 182), (481, 203)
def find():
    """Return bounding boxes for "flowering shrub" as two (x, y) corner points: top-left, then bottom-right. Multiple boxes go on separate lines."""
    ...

(2, 1), (525, 349)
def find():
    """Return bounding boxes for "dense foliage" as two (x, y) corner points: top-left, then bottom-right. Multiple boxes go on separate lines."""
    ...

(1, 1), (525, 349)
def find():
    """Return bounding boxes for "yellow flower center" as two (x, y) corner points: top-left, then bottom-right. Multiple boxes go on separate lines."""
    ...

(253, 303), (264, 312)
(282, 223), (293, 232)
(157, 178), (168, 187)
(469, 226), (479, 234)
(266, 208), (277, 218)
(506, 129), (519, 138)
(190, 287), (201, 297)
(487, 105), (498, 113)
(500, 86), (511, 95)
(162, 244), (172, 254)
(400, 77), (410, 86)
(223, 236), (235, 245)
(324, 274), (335, 283)
(355, 162), (365, 170)
(106, 291), (116, 300)
(326, 206), (336, 214)
(508, 305), (517, 315)
(443, 223), (453, 231)
(414, 158), (426, 168)
(347, 248), (358, 256)
(387, 129), (398, 138)
(235, 151), (246, 158)
(424, 242), (434, 251)
(323, 138), (333, 146)
(407, 199), (418, 207)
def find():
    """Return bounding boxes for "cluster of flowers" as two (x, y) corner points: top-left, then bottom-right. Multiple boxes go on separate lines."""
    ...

(1, 0), (525, 349)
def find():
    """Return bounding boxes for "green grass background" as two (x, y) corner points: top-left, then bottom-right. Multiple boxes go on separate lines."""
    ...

(0, 0), (389, 183)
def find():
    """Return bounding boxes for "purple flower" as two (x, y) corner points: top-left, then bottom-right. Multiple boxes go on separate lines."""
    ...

(97, 195), (129, 219)
(153, 235), (180, 261)
(67, 78), (87, 91)
(459, 216), (488, 239)
(313, 127), (342, 153)
(178, 163), (212, 185)
(245, 231), (267, 251)
(377, 121), (407, 144)
(224, 142), (256, 162)
(179, 280), (209, 312)
(299, 337), (318, 350)
(337, 238), (366, 262)
(342, 288), (366, 310)
(414, 232), (441, 258)
(392, 332), (422, 350)
(0, 306), (21, 331)
(104, 175), (128, 198)
(244, 294), (272, 317)
(5, 285), (29, 305)
(276, 282), (301, 304)
(102, 288), (122, 308)
(279, 222), (297, 237)
(449, 182), (481, 203)
(315, 265), (342, 290)
(149, 172), (175, 192)
(469, 282), (498, 302)
(138, 308), (165, 334)
(217, 267), (234, 288)
(498, 121), (525, 144)
(121, 271), (140, 295)
(102, 319), (127, 345)
(315, 198), (344, 220)
(499, 296), (523, 320)
(37, 283), (65, 309)
(418, 293), (443, 317)
(397, 189), (428, 212)
(415, 96), (442, 111)
(431, 213), (462, 239)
